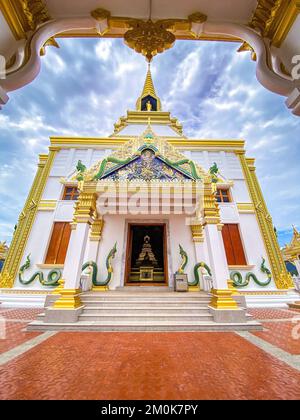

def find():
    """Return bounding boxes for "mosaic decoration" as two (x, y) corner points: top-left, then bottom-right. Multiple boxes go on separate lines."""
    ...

(103, 149), (191, 181)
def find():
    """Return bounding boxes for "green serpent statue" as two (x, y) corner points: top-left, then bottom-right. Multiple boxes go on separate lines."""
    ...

(209, 162), (219, 183)
(230, 257), (272, 288)
(94, 157), (132, 180)
(164, 157), (202, 180)
(189, 262), (212, 287)
(18, 255), (61, 286)
(177, 245), (188, 274)
(82, 242), (117, 287)
(76, 160), (87, 181)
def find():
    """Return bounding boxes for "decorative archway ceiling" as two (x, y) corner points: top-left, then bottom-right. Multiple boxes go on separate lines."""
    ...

(0, 0), (300, 115)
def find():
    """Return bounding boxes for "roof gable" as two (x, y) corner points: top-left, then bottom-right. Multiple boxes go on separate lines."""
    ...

(79, 126), (207, 182)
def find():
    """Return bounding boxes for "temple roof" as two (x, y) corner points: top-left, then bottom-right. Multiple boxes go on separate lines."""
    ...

(77, 124), (206, 182)
(111, 65), (184, 138)
(140, 65), (156, 100)
(282, 226), (300, 260)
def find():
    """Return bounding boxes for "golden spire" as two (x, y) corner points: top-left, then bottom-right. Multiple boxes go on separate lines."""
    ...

(136, 64), (161, 111)
(142, 64), (156, 98)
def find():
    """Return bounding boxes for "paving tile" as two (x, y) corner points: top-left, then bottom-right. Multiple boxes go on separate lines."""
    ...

(0, 321), (41, 354)
(248, 308), (297, 320)
(0, 331), (300, 400)
(0, 308), (43, 321)
(252, 321), (300, 355)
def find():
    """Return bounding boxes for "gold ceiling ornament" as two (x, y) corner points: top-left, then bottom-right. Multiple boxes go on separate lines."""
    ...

(91, 7), (111, 35)
(124, 19), (176, 62)
(237, 41), (257, 61)
(20, 0), (51, 31)
(188, 12), (208, 38)
(91, 8), (111, 21)
(40, 37), (59, 56)
(249, 0), (300, 47)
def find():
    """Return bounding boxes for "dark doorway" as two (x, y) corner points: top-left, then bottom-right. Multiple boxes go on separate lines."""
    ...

(125, 224), (167, 285)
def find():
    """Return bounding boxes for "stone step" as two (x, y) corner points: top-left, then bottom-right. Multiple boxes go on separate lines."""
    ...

(80, 300), (211, 307)
(78, 313), (214, 322)
(81, 294), (210, 300)
(83, 306), (210, 315)
(27, 319), (262, 332)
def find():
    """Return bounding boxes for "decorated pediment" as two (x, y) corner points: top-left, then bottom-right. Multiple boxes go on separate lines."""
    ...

(101, 148), (192, 181)
(78, 126), (207, 182)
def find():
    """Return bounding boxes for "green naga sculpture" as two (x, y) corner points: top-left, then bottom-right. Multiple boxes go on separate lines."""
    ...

(81, 242), (117, 288)
(177, 244), (188, 274)
(76, 160), (87, 181)
(18, 255), (61, 286)
(230, 257), (272, 288)
(189, 262), (212, 287)
(177, 245), (212, 288)
(163, 157), (202, 180)
(93, 157), (132, 180)
(209, 162), (219, 183)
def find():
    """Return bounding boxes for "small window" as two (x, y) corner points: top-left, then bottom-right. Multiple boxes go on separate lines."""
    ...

(216, 188), (231, 203)
(45, 222), (71, 264)
(62, 186), (79, 201)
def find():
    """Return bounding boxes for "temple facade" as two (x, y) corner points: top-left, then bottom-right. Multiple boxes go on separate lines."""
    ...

(0, 68), (298, 325)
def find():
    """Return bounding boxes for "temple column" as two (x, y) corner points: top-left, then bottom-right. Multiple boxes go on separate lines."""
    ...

(190, 223), (208, 291)
(202, 176), (247, 322)
(87, 218), (104, 262)
(45, 189), (97, 323)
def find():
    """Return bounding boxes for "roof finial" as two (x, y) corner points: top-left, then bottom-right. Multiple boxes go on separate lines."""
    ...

(136, 63), (162, 111)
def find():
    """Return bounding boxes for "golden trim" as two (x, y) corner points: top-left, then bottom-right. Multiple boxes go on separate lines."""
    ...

(209, 288), (238, 309)
(190, 224), (204, 243)
(0, 0), (27, 39)
(0, 148), (58, 288)
(237, 202), (255, 213)
(50, 136), (245, 150)
(238, 152), (293, 289)
(36, 263), (64, 269)
(73, 192), (97, 225)
(250, 0), (300, 47)
(203, 176), (221, 226)
(0, 0), (51, 40)
(90, 218), (104, 241)
(53, 288), (83, 309)
(37, 199), (57, 211)
(0, 289), (49, 294)
(239, 290), (288, 295)
(228, 265), (255, 270)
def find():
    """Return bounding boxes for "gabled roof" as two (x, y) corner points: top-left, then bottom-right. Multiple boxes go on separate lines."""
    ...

(282, 226), (300, 260)
(79, 125), (206, 182)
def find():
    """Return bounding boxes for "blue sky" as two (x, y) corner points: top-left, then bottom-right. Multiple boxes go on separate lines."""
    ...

(0, 38), (299, 247)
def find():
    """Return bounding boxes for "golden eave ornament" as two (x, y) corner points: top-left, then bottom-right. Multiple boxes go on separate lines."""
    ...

(124, 18), (176, 62)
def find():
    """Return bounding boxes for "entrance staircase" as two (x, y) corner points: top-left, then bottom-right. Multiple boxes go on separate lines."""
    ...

(28, 287), (261, 331)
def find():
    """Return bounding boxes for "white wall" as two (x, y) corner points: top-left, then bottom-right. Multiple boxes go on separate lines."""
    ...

(15, 211), (55, 290)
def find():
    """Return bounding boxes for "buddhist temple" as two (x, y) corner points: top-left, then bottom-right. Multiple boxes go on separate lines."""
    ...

(0, 66), (298, 329)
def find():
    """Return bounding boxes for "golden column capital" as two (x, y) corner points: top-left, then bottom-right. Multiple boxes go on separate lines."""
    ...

(202, 176), (221, 226)
(190, 224), (204, 243)
(73, 192), (97, 225)
(90, 218), (104, 241)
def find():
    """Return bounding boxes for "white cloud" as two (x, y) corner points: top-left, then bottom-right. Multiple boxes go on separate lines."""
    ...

(95, 39), (113, 61)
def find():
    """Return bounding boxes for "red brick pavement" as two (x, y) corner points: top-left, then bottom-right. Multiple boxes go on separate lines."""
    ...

(1, 308), (300, 400)
(0, 331), (300, 400)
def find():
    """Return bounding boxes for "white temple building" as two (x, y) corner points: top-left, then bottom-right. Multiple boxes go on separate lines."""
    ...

(0, 68), (298, 330)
